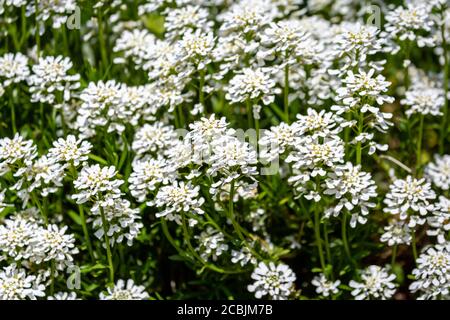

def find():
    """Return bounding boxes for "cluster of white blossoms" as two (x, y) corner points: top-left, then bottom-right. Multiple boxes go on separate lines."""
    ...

(383, 3), (435, 53)
(383, 176), (437, 228)
(0, 264), (46, 300)
(380, 220), (412, 247)
(149, 181), (205, 224)
(247, 262), (296, 300)
(77, 81), (157, 138)
(225, 67), (279, 107)
(0, 53), (30, 91)
(324, 162), (378, 227)
(349, 265), (397, 300)
(311, 274), (341, 298)
(0, 214), (78, 271)
(402, 72), (446, 118)
(427, 196), (450, 244)
(99, 279), (149, 300)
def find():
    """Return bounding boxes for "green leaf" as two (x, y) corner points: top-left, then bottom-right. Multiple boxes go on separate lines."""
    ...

(67, 210), (82, 226)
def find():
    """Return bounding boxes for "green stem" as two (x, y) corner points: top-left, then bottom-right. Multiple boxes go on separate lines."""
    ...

(99, 205), (114, 284)
(314, 205), (327, 272)
(416, 114), (424, 173)
(173, 108), (180, 128)
(70, 165), (94, 261)
(20, 5), (27, 49)
(323, 221), (332, 266)
(9, 91), (16, 134)
(31, 191), (48, 225)
(411, 231), (418, 262)
(79, 204), (95, 262)
(356, 111), (364, 165)
(97, 10), (109, 70)
(50, 260), (56, 295)
(344, 112), (351, 158)
(391, 244), (397, 268)
(228, 180), (260, 259)
(341, 212), (352, 263)
(246, 99), (253, 129)
(177, 104), (185, 128)
(440, 20), (449, 155)
(199, 69), (205, 107)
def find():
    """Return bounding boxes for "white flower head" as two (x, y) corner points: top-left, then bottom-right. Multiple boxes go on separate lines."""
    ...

(383, 176), (436, 228)
(311, 273), (341, 297)
(100, 279), (149, 300)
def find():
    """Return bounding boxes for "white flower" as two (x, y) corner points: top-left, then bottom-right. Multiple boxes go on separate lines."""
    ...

(259, 122), (301, 162)
(425, 154), (450, 190)
(99, 279), (149, 300)
(384, 4), (435, 51)
(0, 134), (37, 176)
(324, 162), (378, 227)
(295, 108), (343, 139)
(91, 196), (143, 247)
(225, 67), (280, 105)
(150, 180), (205, 224)
(177, 30), (214, 70)
(132, 122), (178, 157)
(187, 114), (229, 147)
(0, 53), (30, 87)
(427, 196), (450, 244)
(383, 176), (436, 228)
(336, 69), (395, 108)
(409, 243), (450, 300)
(195, 226), (229, 261)
(311, 274), (341, 297)
(380, 220), (412, 246)
(287, 136), (345, 197)
(72, 165), (124, 204)
(0, 216), (40, 261)
(129, 158), (174, 203)
(287, 137), (345, 171)
(31, 224), (78, 270)
(48, 135), (92, 166)
(0, 264), (46, 300)
(402, 86), (445, 117)
(260, 20), (310, 56)
(47, 291), (79, 300)
(207, 136), (258, 180)
(349, 265), (397, 300)
(218, 3), (267, 35)
(247, 262), (296, 300)
(28, 55), (80, 104)
(15, 155), (66, 201)
(164, 5), (212, 39)
(231, 247), (257, 267)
